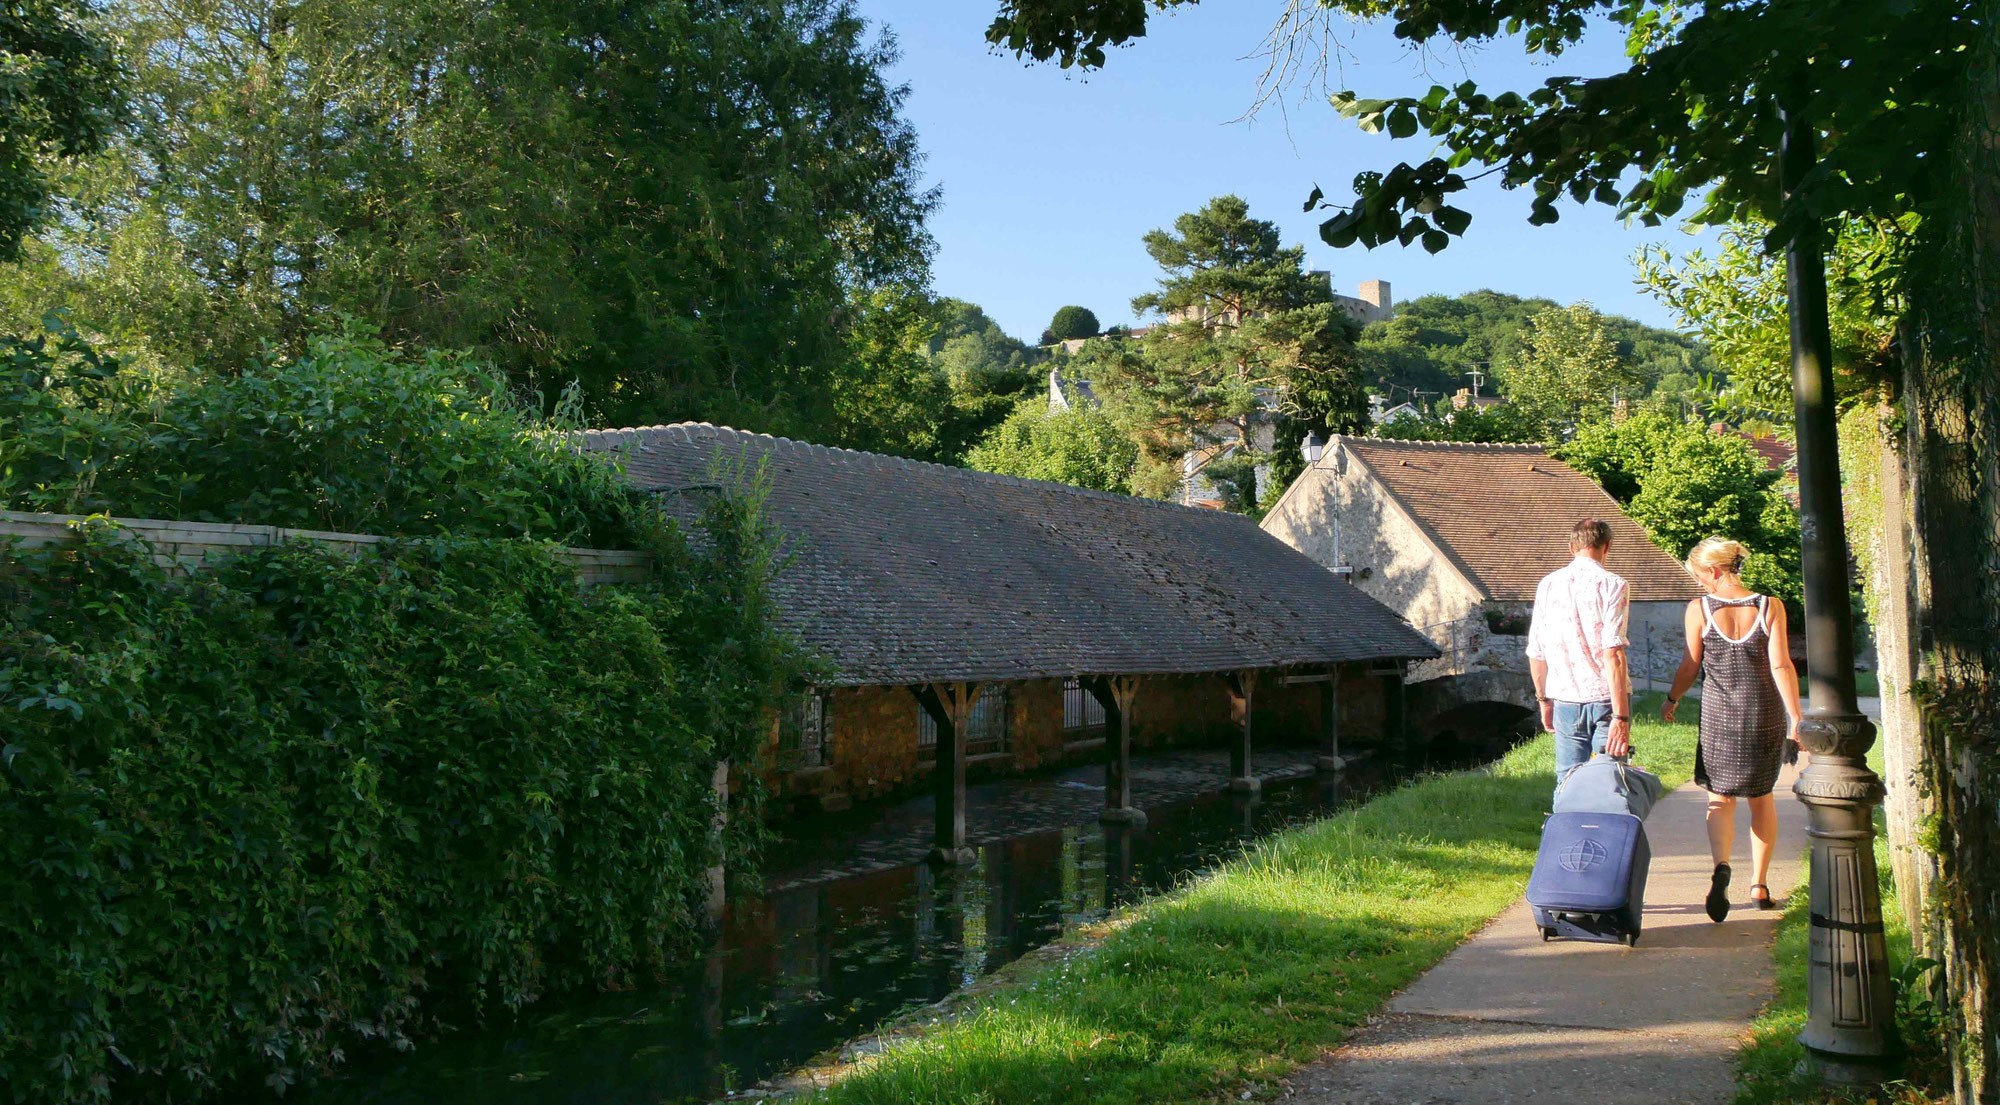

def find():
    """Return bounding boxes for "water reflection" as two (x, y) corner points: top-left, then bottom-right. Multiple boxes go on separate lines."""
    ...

(310, 767), (1396, 1105)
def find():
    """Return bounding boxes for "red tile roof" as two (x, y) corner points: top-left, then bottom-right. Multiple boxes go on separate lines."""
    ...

(1335, 437), (1699, 603)
(1712, 424), (1797, 475)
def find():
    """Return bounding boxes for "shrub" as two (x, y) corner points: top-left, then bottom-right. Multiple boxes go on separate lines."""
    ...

(966, 399), (1139, 494)
(1, 320), (649, 546)
(1045, 305), (1100, 342)
(0, 324), (797, 1102)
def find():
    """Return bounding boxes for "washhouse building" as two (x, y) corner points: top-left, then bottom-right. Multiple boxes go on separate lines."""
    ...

(581, 423), (1439, 863)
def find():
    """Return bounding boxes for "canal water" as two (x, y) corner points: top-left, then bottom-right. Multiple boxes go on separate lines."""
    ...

(308, 741), (1512, 1104)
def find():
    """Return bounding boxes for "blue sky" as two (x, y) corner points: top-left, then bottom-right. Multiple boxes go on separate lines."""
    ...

(850, 2), (1710, 342)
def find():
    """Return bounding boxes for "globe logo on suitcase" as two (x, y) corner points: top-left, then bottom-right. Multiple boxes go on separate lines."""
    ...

(1558, 836), (1607, 872)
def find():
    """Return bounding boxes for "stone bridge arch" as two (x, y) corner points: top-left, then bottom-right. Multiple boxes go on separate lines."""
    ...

(1405, 670), (1540, 765)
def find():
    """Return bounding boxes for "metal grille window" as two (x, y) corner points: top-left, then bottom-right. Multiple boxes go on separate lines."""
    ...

(1062, 678), (1105, 734)
(778, 691), (828, 769)
(918, 685), (1010, 758)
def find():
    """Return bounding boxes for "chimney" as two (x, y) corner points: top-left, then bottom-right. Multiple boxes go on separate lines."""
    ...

(1359, 279), (1391, 312)
(1452, 387), (1472, 411)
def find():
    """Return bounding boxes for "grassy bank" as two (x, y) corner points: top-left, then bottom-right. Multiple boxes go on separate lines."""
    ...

(810, 706), (1700, 1104)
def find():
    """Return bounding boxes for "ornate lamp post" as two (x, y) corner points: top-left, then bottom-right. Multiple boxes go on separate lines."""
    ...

(1779, 100), (1896, 1083)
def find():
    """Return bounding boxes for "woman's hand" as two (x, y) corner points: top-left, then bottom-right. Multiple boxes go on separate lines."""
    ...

(1661, 696), (1679, 723)
(1788, 715), (1801, 744)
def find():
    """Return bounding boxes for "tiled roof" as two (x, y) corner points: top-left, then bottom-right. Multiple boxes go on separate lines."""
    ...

(1332, 437), (1698, 603)
(579, 423), (1438, 686)
(1717, 425), (1797, 475)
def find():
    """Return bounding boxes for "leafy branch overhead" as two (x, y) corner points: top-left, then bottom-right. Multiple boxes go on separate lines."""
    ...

(991, 0), (1973, 254)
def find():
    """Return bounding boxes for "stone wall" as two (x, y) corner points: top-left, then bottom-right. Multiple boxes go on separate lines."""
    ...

(1872, 20), (2000, 1098)
(1261, 446), (1482, 639)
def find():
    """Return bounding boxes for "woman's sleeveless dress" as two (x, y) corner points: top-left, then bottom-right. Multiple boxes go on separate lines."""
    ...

(1693, 594), (1789, 798)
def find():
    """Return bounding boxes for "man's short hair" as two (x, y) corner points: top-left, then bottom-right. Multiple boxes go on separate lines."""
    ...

(1570, 519), (1612, 552)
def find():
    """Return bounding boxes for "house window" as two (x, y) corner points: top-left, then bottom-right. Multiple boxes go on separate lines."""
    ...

(779, 690), (828, 769)
(1062, 678), (1106, 735)
(918, 685), (1010, 759)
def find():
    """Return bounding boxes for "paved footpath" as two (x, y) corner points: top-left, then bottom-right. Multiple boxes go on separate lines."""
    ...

(1278, 766), (1806, 1105)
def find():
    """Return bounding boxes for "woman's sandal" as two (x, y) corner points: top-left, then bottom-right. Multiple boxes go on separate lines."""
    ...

(1706, 862), (1733, 923)
(1750, 884), (1777, 910)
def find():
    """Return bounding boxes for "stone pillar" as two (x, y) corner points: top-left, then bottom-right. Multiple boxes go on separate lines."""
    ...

(1225, 670), (1260, 794)
(1317, 666), (1344, 772)
(914, 682), (979, 865)
(1089, 676), (1145, 826)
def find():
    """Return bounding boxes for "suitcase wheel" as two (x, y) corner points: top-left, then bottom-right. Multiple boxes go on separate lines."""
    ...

(1541, 927), (1554, 942)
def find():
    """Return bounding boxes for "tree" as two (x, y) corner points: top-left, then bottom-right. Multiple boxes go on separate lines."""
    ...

(1635, 218), (1906, 421)
(3, 0), (936, 436)
(1045, 305), (1101, 342)
(1554, 413), (1800, 604)
(828, 287), (958, 462)
(986, 2), (1965, 261)
(827, 290), (1041, 465)
(1553, 410), (1685, 503)
(966, 400), (1138, 493)
(1101, 195), (1358, 508)
(1132, 196), (1325, 323)
(1355, 289), (1711, 409)
(1501, 303), (1638, 442)
(0, 1), (123, 260)
(1371, 399), (1537, 445)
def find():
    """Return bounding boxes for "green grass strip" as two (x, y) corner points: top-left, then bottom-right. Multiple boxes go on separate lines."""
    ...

(814, 706), (1700, 1104)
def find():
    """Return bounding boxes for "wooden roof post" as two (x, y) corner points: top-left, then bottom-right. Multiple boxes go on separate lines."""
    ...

(1104, 815), (1137, 908)
(1317, 663), (1345, 773)
(1225, 670), (1261, 795)
(913, 682), (979, 865)
(1378, 664), (1408, 755)
(1088, 676), (1145, 826)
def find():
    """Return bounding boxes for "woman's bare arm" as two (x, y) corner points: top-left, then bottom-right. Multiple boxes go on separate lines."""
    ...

(1765, 601), (1804, 739)
(1663, 599), (1704, 722)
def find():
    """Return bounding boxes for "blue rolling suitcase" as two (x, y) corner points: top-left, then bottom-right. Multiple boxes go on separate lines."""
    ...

(1526, 811), (1651, 946)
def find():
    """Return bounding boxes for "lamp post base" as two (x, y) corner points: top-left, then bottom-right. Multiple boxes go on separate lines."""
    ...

(1793, 710), (1895, 1083)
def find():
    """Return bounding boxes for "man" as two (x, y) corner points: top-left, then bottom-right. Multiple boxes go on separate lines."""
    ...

(1526, 518), (1634, 798)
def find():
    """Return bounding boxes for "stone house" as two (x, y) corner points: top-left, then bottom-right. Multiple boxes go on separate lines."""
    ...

(581, 423), (1438, 862)
(1259, 437), (1699, 694)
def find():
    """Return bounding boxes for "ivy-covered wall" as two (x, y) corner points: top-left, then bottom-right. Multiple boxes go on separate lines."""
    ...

(0, 329), (797, 1103)
(1874, 16), (2000, 1100)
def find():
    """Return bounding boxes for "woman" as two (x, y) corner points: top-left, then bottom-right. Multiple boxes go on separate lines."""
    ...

(1662, 537), (1802, 922)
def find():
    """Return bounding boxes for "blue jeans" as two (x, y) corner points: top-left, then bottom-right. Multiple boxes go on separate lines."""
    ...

(1552, 700), (1612, 800)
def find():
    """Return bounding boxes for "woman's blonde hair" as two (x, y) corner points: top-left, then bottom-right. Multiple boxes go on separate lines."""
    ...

(1686, 536), (1748, 576)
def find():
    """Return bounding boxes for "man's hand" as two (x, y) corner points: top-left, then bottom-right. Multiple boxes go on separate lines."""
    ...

(1606, 716), (1632, 759)
(1540, 699), (1555, 733)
